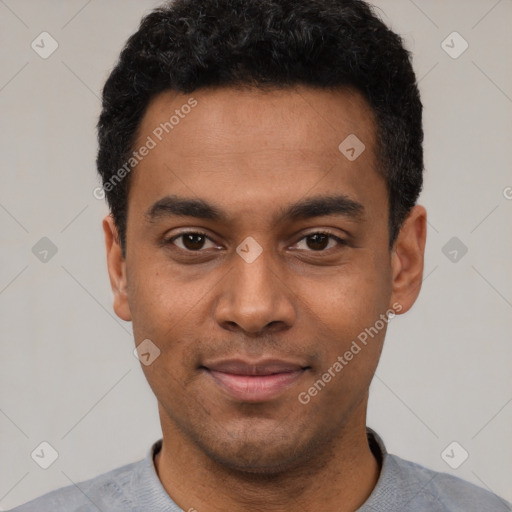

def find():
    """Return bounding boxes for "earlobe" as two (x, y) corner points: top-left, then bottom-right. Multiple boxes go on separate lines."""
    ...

(103, 215), (132, 322)
(389, 205), (427, 315)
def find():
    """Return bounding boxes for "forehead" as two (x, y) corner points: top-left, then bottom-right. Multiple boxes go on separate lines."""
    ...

(128, 85), (384, 224)
(137, 85), (377, 159)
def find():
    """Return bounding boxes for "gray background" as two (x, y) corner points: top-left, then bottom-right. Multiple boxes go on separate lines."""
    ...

(1, 0), (511, 508)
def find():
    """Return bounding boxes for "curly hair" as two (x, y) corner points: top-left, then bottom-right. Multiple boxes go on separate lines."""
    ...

(97, 0), (423, 253)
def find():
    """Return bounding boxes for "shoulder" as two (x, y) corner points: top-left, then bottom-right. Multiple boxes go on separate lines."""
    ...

(6, 459), (142, 512)
(386, 453), (512, 511)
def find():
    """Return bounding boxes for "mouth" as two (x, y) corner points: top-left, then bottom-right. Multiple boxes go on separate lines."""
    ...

(201, 359), (309, 403)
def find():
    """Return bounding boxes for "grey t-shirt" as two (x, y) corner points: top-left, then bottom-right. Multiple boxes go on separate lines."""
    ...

(8, 428), (511, 511)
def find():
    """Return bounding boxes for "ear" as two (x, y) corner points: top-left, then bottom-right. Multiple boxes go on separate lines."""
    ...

(103, 214), (132, 322)
(389, 205), (427, 314)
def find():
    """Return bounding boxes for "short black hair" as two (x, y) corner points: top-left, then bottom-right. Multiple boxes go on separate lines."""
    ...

(97, 0), (423, 254)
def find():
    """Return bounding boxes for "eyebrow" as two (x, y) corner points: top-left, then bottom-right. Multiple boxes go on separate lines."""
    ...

(145, 194), (365, 224)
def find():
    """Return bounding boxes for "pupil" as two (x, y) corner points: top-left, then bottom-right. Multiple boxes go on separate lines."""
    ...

(307, 233), (328, 251)
(184, 233), (205, 250)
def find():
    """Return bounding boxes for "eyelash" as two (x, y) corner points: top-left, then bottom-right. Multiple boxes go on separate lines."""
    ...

(165, 230), (347, 253)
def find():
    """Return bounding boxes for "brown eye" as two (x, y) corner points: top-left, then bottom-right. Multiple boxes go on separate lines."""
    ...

(306, 233), (330, 251)
(168, 232), (217, 251)
(294, 232), (346, 252)
(181, 233), (206, 250)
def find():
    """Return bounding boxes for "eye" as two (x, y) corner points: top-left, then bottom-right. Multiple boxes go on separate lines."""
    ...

(293, 231), (347, 252)
(166, 231), (219, 251)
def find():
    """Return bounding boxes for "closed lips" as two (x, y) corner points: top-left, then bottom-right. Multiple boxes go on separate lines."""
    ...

(202, 359), (309, 402)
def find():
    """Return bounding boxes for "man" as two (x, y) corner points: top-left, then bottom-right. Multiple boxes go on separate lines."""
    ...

(9, 0), (511, 510)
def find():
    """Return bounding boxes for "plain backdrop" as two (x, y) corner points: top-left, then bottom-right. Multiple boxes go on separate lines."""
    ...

(1, 0), (511, 509)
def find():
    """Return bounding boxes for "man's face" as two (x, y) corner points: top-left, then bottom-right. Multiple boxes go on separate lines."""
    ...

(106, 86), (418, 473)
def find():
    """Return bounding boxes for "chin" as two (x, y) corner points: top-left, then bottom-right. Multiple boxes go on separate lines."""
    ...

(193, 421), (324, 477)
(206, 443), (304, 476)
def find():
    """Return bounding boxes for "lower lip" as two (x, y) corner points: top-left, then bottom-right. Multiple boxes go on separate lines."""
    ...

(206, 369), (305, 402)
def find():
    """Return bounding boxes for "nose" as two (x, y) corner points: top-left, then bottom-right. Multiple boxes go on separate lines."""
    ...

(213, 243), (296, 335)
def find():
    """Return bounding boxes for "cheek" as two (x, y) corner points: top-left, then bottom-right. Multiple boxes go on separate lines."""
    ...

(312, 261), (390, 328)
(301, 257), (392, 383)
(305, 275), (389, 400)
(128, 269), (201, 401)
(127, 261), (217, 353)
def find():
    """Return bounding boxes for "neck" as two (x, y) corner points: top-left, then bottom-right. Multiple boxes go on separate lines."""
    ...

(154, 404), (380, 512)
